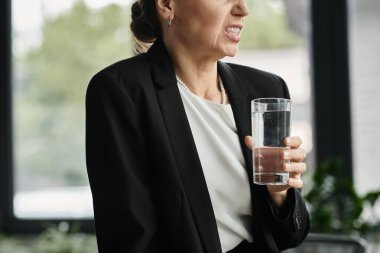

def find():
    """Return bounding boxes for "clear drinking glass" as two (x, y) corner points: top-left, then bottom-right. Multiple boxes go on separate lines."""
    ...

(251, 98), (292, 185)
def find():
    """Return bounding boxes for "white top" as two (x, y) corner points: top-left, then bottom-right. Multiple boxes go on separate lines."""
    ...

(178, 83), (253, 252)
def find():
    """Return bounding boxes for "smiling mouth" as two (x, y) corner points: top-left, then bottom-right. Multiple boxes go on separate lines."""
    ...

(225, 26), (242, 42)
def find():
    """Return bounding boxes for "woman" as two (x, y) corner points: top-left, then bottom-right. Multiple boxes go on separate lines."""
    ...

(85, 0), (310, 252)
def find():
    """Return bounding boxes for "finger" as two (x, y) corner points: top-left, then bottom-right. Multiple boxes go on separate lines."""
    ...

(288, 148), (306, 162)
(245, 136), (253, 150)
(288, 178), (303, 188)
(285, 136), (302, 148)
(284, 162), (307, 174)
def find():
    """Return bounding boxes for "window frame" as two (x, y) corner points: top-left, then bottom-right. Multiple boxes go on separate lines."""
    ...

(0, 0), (94, 234)
(0, 0), (353, 233)
(311, 0), (353, 178)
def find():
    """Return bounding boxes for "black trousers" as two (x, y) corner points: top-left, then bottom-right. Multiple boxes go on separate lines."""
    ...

(226, 240), (256, 253)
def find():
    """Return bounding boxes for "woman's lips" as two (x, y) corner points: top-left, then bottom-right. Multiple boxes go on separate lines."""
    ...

(225, 26), (242, 42)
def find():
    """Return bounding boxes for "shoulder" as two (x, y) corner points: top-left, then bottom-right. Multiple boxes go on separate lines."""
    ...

(225, 62), (285, 86)
(87, 53), (151, 99)
(223, 62), (290, 99)
(89, 53), (150, 89)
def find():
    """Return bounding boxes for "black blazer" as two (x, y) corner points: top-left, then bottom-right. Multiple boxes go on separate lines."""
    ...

(86, 38), (309, 253)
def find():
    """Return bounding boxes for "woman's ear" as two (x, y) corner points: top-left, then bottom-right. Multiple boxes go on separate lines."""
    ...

(156, 0), (174, 21)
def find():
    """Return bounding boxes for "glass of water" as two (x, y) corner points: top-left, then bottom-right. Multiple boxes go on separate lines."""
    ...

(251, 98), (292, 185)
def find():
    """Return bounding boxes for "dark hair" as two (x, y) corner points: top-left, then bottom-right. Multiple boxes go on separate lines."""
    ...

(130, 0), (161, 53)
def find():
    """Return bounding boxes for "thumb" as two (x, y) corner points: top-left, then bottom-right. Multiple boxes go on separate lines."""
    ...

(244, 135), (253, 150)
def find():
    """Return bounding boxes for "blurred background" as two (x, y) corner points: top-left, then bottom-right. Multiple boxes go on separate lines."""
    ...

(0, 0), (379, 252)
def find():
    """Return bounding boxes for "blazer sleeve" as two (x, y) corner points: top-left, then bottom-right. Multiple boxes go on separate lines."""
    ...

(261, 75), (310, 250)
(85, 71), (158, 253)
(263, 187), (310, 250)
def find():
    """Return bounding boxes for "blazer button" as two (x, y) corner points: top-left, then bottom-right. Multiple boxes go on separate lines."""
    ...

(295, 216), (301, 230)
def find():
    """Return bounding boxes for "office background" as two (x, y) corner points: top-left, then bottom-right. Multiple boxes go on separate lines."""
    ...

(1, 0), (379, 252)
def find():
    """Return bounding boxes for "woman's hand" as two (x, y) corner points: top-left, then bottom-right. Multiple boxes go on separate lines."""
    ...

(244, 135), (306, 207)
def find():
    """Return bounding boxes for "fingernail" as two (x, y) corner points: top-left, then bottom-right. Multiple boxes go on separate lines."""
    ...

(285, 137), (291, 146)
(283, 150), (290, 160)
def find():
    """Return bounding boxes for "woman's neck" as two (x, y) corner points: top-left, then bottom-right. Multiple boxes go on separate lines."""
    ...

(167, 45), (223, 103)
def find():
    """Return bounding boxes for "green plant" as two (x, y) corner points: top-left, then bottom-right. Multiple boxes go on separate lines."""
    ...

(305, 158), (380, 236)
(0, 223), (97, 253)
(35, 222), (97, 253)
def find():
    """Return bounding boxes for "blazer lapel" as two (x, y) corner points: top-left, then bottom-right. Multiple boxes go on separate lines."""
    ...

(218, 62), (278, 252)
(146, 39), (222, 253)
(217, 62), (253, 182)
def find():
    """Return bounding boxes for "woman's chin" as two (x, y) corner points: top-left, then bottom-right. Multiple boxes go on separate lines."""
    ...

(223, 47), (239, 58)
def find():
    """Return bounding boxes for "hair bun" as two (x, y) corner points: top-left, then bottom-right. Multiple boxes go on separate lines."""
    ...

(131, 1), (142, 21)
(130, 0), (160, 48)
